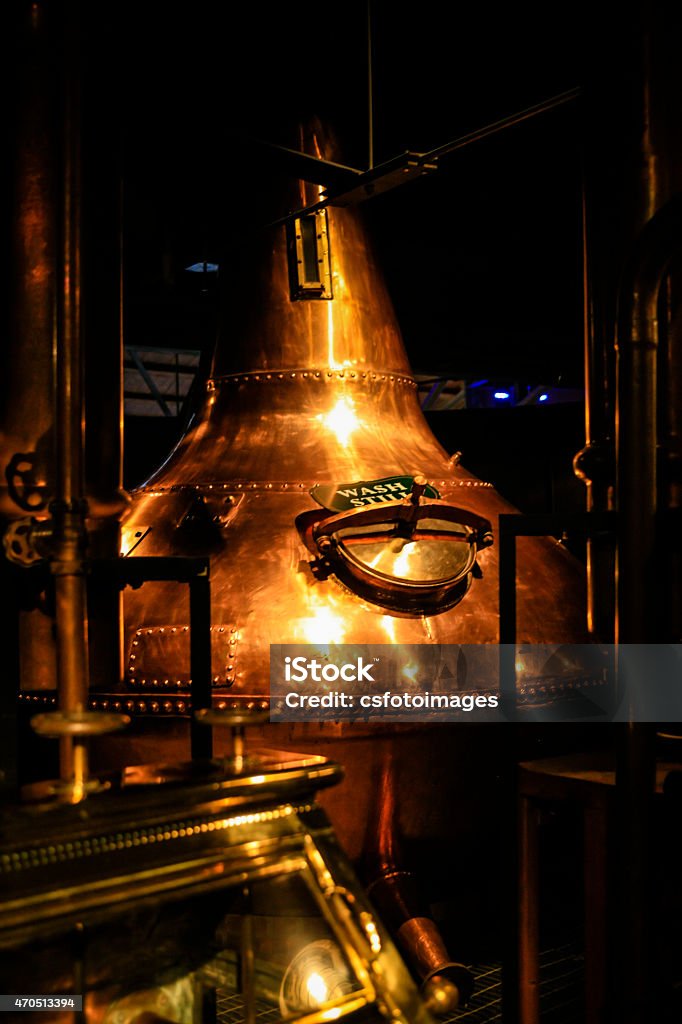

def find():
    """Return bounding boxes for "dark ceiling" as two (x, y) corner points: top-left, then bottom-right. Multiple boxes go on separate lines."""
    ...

(115, 2), (587, 383)
(3, 3), (593, 387)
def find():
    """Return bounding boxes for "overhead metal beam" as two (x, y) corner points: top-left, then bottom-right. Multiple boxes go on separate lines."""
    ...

(266, 87), (580, 227)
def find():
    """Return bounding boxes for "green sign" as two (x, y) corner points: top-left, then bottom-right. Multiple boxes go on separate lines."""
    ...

(311, 475), (440, 513)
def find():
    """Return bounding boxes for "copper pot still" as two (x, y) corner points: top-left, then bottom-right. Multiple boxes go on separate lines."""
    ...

(113, 126), (585, 824)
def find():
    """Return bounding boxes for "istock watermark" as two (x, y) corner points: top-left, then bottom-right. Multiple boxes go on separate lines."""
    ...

(284, 655), (377, 683)
(269, 644), (682, 723)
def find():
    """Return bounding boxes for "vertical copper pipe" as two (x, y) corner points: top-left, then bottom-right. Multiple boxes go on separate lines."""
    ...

(616, 196), (682, 642)
(580, 183), (596, 638)
(53, 2), (89, 778)
(574, 108), (617, 642)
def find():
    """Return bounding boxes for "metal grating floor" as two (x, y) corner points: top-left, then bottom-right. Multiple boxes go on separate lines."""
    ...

(215, 945), (583, 1024)
(215, 992), (282, 1024)
(446, 944), (583, 1024)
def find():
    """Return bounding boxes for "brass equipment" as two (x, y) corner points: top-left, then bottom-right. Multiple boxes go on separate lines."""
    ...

(1, 735), (434, 1024)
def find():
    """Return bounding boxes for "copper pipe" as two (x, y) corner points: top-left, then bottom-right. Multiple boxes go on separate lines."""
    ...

(362, 747), (473, 1012)
(616, 194), (682, 642)
(52, 2), (89, 777)
(577, 179), (598, 638)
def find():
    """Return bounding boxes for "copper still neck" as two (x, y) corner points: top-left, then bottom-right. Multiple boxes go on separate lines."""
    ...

(145, 187), (467, 489)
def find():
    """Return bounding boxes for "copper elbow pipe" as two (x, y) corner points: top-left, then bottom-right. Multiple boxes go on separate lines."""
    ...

(362, 748), (473, 1013)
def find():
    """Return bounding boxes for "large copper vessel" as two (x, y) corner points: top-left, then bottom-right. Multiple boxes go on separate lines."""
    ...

(118, 138), (585, 709)
(106, 128), (588, 839)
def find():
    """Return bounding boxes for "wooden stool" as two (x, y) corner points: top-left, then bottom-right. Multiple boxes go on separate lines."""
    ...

(517, 753), (676, 1024)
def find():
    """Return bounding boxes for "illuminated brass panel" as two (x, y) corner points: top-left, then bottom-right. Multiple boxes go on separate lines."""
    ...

(0, 756), (433, 1024)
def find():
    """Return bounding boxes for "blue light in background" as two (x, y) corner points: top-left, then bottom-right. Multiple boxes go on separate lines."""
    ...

(185, 262), (219, 273)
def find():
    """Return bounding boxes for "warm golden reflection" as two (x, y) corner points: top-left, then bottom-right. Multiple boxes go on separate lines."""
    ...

(327, 301), (337, 368)
(317, 397), (359, 447)
(307, 972), (329, 1005)
(380, 615), (397, 642)
(402, 661), (419, 684)
(368, 538), (414, 574)
(391, 540), (414, 578)
(298, 607), (346, 644)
